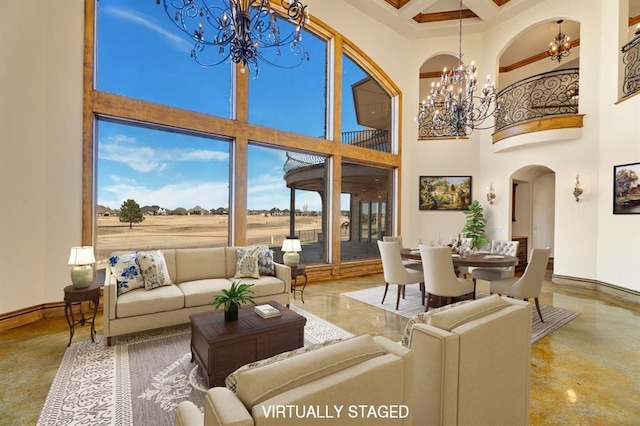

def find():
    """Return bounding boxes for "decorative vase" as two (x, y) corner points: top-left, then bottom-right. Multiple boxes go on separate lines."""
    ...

(225, 303), (239, 321)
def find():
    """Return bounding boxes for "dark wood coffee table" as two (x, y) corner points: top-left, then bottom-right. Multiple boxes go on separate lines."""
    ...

(190, 301), (306, 387)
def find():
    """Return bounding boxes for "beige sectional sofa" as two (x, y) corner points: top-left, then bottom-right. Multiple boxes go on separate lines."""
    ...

(175, 334), (414, 426)
(172, 295), (532, 426)
(103, 247), (291, 345)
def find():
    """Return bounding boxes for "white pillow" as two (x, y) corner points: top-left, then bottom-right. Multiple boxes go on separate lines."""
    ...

(234, 247), (260, 279)
(137, 250), (173, 290)
(109, 252), (144, 295)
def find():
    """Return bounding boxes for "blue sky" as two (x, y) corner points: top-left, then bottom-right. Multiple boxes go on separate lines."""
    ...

(96, 0), (365, 212)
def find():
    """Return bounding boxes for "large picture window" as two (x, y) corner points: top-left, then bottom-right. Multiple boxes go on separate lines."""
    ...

(96, 119), (230, 260)
(85, 0), (401, 277)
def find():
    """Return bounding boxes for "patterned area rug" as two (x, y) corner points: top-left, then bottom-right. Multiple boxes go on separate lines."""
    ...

(343, 285), (580, 343)
(37, 305), (352, 426)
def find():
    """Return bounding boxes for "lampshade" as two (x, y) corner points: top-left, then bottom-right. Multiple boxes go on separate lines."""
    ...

(281, 238), (302, 252)
(68, 246), (96, 266)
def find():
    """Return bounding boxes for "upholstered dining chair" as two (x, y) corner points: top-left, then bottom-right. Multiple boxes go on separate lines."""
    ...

(489, 247), (551, 322)
(419, 245), (475, 312)
(383, 235), (421, 270)
(471, 239), (520, 284)
(378, 240), (425, 310)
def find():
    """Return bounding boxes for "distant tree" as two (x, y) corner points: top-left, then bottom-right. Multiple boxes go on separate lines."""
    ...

(118, 199), (145, 229)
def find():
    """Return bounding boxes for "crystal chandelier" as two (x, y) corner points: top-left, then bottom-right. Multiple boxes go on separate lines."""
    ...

(157, 0), (310, 77)
(548, 19), (572, 62)
(416, 0), (496, 138)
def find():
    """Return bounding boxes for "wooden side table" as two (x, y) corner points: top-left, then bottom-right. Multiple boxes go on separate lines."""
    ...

(63, 282), (101, 347)
(290, 264), (308, 303)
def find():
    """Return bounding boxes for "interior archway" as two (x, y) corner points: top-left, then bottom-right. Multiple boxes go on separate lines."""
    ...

(510, 165), (555, 271)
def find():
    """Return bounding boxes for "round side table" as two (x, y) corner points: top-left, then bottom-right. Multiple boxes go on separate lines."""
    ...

(290, 265), (308, 303)
(63, 282), (101, 347)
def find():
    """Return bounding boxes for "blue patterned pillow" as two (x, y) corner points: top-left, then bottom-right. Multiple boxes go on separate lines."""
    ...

(256, 246), (276, 276)
(109, 252), (144, 296)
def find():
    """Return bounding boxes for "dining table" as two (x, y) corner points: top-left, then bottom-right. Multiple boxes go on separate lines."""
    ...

(400, 248), (519, 269)
(399, 247), (519, 308)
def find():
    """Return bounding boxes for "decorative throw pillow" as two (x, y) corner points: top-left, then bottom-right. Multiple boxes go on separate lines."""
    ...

(225, 338), (344, 394)
(256, 246), (276, 276)
(234, 247), (260, 279)
(137, 250), (173, 290)
(109, 252), (144, 296)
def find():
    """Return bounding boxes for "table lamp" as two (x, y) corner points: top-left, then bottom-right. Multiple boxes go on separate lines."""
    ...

(68, 246), (96, 288)
(281, 237), (302, 267)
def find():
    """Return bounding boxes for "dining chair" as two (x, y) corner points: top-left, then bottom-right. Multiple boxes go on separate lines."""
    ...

(471, 239), (520, 283)
(489, 247), (551, 322)
(383, 235), (422, 270)
(378, 241), (425, 310)
(419, 245), (475, 312)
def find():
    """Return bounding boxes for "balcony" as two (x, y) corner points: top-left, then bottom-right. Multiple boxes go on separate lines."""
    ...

(621, 35), (640, 99)
(492, 68), (583, 144)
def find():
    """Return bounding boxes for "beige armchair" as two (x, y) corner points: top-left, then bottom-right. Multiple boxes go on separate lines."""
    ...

(404, 295), (532, 426)
(175, 334), (414, 426)
(490, 247), (551, 322)
(378, 241), (425, 310)
(419, 246), (474, 311)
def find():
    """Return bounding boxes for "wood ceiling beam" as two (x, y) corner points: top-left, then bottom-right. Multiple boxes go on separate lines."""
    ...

(413, 9), (478, 24)
(384, 0), (412, 9)
(499, 39), (580, 73)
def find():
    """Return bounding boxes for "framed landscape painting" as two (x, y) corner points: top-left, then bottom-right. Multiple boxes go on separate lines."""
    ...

(613, 162), (640, 214)
(419, 176), (472, 211)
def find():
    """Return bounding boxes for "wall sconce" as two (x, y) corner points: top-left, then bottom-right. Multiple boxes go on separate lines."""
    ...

(486, 182), (496, 205)
(573, 174), (584, 202)
(281, 236), (302, 267)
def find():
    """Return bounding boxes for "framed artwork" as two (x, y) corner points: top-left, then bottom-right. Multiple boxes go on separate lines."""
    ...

(613, 162), (640, 214)
(419, 176), (472, 211)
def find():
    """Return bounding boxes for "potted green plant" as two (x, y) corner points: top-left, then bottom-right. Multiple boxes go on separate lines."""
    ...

(461, 200), (488, 251)
(212, 281), (255, 321)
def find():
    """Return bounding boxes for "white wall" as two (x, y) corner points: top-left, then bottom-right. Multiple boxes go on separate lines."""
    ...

(0, 0), (84, 313)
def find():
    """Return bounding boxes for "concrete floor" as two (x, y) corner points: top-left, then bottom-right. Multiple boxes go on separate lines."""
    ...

(1, 273), (639, 425)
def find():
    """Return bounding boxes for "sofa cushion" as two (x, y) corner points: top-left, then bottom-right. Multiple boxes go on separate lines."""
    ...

(231, 276), (286, 298)
(234, 247), (260, 279)
(138, 250), (173, 290)
(427, 294), (511, 331)
(109, 252), (145, 296)
(177, 278), (235, 308)
(175, 248), (227, 283)
(232, 334), (385, 409)
(115, 284), (184, 318)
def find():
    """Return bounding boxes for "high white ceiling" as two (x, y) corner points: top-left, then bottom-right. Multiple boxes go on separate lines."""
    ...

(343, 0), (640, 70)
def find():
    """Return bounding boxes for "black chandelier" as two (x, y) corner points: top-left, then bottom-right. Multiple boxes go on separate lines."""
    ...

(547, 19), (572, 63)
(157, 0), (310, 77)
(416, 0), (496, 138)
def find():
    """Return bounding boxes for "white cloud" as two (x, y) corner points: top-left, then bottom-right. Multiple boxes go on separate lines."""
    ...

(102, 6), (193, 53)
(99, 134), (229, 173)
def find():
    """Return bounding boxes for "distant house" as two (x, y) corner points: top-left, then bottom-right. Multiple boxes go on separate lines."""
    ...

(211, 207), (228, 215)
(141, 205), (162, 215)
(189, 206), (209, 215)
(97, 205), (115, 217)
(172, 207), (188, 215)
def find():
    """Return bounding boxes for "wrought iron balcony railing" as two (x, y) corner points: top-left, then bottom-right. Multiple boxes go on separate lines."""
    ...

(341, 129), (390, 152)
(621, 36), (640, 98)
(495, 68), (579, 131)
(283, 129), (390, 173)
